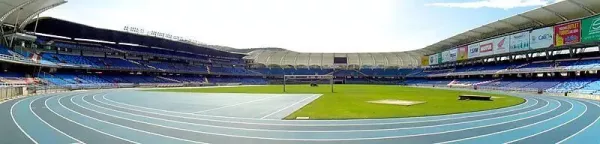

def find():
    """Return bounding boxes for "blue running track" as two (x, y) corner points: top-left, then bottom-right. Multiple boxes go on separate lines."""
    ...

(1, 88), (599, 144)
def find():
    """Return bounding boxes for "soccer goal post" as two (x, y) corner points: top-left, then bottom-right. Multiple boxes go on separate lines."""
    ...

(283, 75), (334, 93)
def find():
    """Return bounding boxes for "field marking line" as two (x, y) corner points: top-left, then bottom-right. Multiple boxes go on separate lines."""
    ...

(260, 94), (320, 119)
(556, 99), (600, 143)
(76, 94), (561, 141)
(503, 98), (586, 144)
(99, 93), (541, 126)
(437, 97), (576, 144)
(29, 95), (84, 144)
(45, 94), (140, 144)
(59, 94), (206, 144)
(102, 92), (536, 123)
(89, 94), (552, 133)
(10, 96), (39, 144)
(192, 95), (283, 114)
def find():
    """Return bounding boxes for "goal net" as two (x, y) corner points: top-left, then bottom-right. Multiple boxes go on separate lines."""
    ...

(283, 75), (334, 92)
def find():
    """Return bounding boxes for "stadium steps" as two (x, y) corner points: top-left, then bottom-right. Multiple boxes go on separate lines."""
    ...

(204, 77), (209, 83)
(325, 69), (337, 75)
(104, 46), (126, 53)
(124, 58), (154, 69)
(474, 78), (502, 86)
(354, 70), (369, 77)
(157, 76), (181, 83)
(514, 63), (530, 69)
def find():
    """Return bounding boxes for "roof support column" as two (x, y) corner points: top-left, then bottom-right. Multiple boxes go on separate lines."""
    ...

(33, 14), (40, 34)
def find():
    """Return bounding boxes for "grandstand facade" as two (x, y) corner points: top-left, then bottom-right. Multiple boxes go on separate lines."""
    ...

(1, 0), (600, 97)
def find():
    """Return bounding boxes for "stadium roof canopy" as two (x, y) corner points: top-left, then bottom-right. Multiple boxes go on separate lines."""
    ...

(22, 17), (245, 58)
(245, 50), (422, 68)
(0, 0), (66, 29)
(420, 0), (600, 55)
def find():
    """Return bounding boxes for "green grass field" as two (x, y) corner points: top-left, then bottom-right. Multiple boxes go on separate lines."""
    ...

(149, 85), (524, 120)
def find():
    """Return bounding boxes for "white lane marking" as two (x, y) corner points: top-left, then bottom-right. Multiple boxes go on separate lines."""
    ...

(503, 98), (586, 144)
(10, 97), (39, 144)
(437, 97), (576, 144)
(29, 95), (84, 144)
(44, 95), (139, 144)
(60, 94), (206, 144)
(557, 98), (600, 144)
(192, 95), (283, 114)
(260, 94), (320, 119)
(104, 92), (535, 122)
(77, 94), (560, 141)
(89, 94), (551, 133)
(99, 94), (541, 127)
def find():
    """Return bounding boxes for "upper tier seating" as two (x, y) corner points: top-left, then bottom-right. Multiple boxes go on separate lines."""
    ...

(41, 53), (99, 66)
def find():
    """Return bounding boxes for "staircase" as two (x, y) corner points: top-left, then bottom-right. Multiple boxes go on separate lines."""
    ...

(157, 76), (181, 83)
(206, 66), (212, 74)
(474, 78), (502, 86)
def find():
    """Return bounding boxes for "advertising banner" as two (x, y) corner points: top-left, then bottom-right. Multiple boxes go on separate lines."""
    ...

(468, 43), (480, 58)
(530, 27), (554, 49)
(421, 56), (429, 66)
(582, 15), (600, 43)
(441, 50), (450, 63)
(449, 48), (457, 62)
(429, 54), (438, 65)
(479, 39), (494, 56)
(493, 36), (510, 54)
(437, 53), (443, 64)
(554, 21), (581, 46)
(457, 46), (468, 60)
(509, 31), (530, 52)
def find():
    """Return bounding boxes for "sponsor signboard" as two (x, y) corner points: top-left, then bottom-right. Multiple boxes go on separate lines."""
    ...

(554, 21), (581, 46)
(582, 15), (600, 43)
(421, 56), (429, 66)
(509, 31), (530, 52)
(530, 27), (554, 49)
(429, 54), (438, 65)
(457, 46), (468, 60)
(479, 39), (495, 56)
(494, 36), (510, 54)
(468, 43), (480, 58)
(437, 53), (443, 64)
(441, 50), (450, 63)
(449, 48), (457, 62)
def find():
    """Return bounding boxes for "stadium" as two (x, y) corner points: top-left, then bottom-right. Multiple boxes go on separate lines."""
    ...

(0, 0), (600, 144)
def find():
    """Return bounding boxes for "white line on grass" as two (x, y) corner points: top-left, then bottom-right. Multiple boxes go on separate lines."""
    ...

(260, 94), (320, 119)
(192, 95), (283, 114)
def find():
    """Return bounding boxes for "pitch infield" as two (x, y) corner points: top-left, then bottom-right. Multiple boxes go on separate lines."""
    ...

(150, 85), (524, 120)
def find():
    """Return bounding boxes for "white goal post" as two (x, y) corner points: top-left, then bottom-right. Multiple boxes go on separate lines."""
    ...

(283, 75), (334, 92)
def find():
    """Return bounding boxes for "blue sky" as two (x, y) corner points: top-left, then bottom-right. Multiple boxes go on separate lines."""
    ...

(41, 0), (563, 53)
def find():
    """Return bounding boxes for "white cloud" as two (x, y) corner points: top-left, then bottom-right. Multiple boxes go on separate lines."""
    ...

(426, 0), (563, 9)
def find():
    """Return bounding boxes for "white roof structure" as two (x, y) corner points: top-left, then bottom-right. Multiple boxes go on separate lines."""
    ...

(0, 0), (67, 29)
(246, 0), (600, 68)
(420, 0), (600, 55)
(246, 50), (422, 68)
